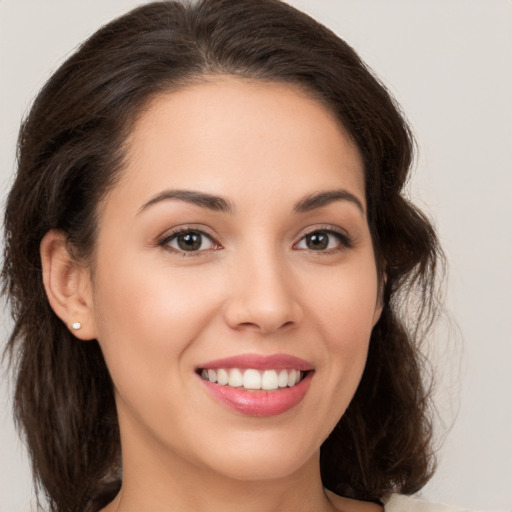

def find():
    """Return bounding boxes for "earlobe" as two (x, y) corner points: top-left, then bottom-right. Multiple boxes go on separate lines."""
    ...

(40, 229), (97, 340)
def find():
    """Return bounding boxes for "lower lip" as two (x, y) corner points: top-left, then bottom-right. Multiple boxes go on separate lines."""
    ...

(199, 372), (313, 416)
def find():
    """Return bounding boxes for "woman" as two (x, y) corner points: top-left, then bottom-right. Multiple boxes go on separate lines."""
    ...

(2, 1), (457, 511)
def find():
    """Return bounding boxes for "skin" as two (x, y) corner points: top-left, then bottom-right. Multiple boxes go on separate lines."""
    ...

(41, 78), (383, 512)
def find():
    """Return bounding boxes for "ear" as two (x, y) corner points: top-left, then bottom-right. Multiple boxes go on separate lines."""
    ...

(40, 229), (97, 340)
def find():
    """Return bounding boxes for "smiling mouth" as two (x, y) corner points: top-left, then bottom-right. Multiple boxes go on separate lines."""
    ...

(198, 368), (308, 391)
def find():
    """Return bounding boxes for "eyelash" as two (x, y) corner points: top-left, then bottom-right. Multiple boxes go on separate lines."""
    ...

(158, 227), (221, 257)
(293, 226), (353, 253)
(158, 226), (353, 256)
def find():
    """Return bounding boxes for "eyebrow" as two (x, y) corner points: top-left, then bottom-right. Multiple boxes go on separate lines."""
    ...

(293, 189), (365, 214)
(138, 189), (234, 215)
(137, 187), (364, 216)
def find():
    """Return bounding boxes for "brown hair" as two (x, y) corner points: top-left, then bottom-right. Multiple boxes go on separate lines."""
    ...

(2, 1), (443, 510)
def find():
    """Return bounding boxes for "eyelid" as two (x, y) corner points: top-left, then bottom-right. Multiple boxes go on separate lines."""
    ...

(293, 224), (353, 251)
(155, 223), (353, 255)
(157, 225), (223, 255)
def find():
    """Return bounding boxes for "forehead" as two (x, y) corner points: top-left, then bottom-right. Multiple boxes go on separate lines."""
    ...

(112, 77), (365, 213)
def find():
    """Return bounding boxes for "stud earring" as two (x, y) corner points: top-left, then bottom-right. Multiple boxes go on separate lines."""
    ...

(71, 322), (82, 330)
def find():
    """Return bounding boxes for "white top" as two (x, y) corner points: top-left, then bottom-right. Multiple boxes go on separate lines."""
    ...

(383, 494), (473, 512)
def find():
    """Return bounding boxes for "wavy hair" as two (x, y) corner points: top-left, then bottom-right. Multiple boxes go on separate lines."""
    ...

(2, 1), (443, 510)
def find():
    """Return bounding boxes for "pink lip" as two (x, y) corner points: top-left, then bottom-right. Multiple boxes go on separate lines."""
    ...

(196, 353), (315, 417)
(196, 353), (314, 371)
(199, 372), (313, 416)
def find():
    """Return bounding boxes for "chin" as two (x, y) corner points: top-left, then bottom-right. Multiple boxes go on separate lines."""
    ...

(195, 432), (320, 482)
(209, 454), (313, 483)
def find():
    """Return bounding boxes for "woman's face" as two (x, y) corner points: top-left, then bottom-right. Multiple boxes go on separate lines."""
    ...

(85, 78), (382, 482)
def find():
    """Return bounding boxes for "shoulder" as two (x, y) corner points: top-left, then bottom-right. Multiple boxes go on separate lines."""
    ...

(382, 494), (474, 512)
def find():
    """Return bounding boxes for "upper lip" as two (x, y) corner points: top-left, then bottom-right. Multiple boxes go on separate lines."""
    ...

(196, 353), (314, 371)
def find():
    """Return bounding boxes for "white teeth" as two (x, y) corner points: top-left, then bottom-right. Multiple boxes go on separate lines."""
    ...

(278, 369), (289, 388)
(228, 368), (243, 388)
(201, 367), (305, 390)
(217, 368), (229, 385)
(261, 370), (279, 390)
(243, 369), (261, 390)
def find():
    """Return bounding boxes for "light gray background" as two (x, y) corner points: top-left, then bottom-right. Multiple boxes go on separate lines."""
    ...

(1, 1), (511, 511)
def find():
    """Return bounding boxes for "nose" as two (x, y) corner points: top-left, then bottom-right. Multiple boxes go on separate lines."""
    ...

(223, 250), (303, 334)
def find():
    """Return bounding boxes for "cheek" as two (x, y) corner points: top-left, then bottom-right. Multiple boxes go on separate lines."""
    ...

(311, 256), (379, 340)
(89, 253), (224, 386)
(307, 256), (379, 401)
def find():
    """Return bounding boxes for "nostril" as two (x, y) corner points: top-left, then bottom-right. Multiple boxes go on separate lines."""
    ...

(233, 319), (297, 334)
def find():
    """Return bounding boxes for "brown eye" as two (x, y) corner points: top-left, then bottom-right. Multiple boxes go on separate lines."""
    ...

(165, 230), (217, 252)
(304, 232), (329, 250)
(295, 230), (349, 251)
